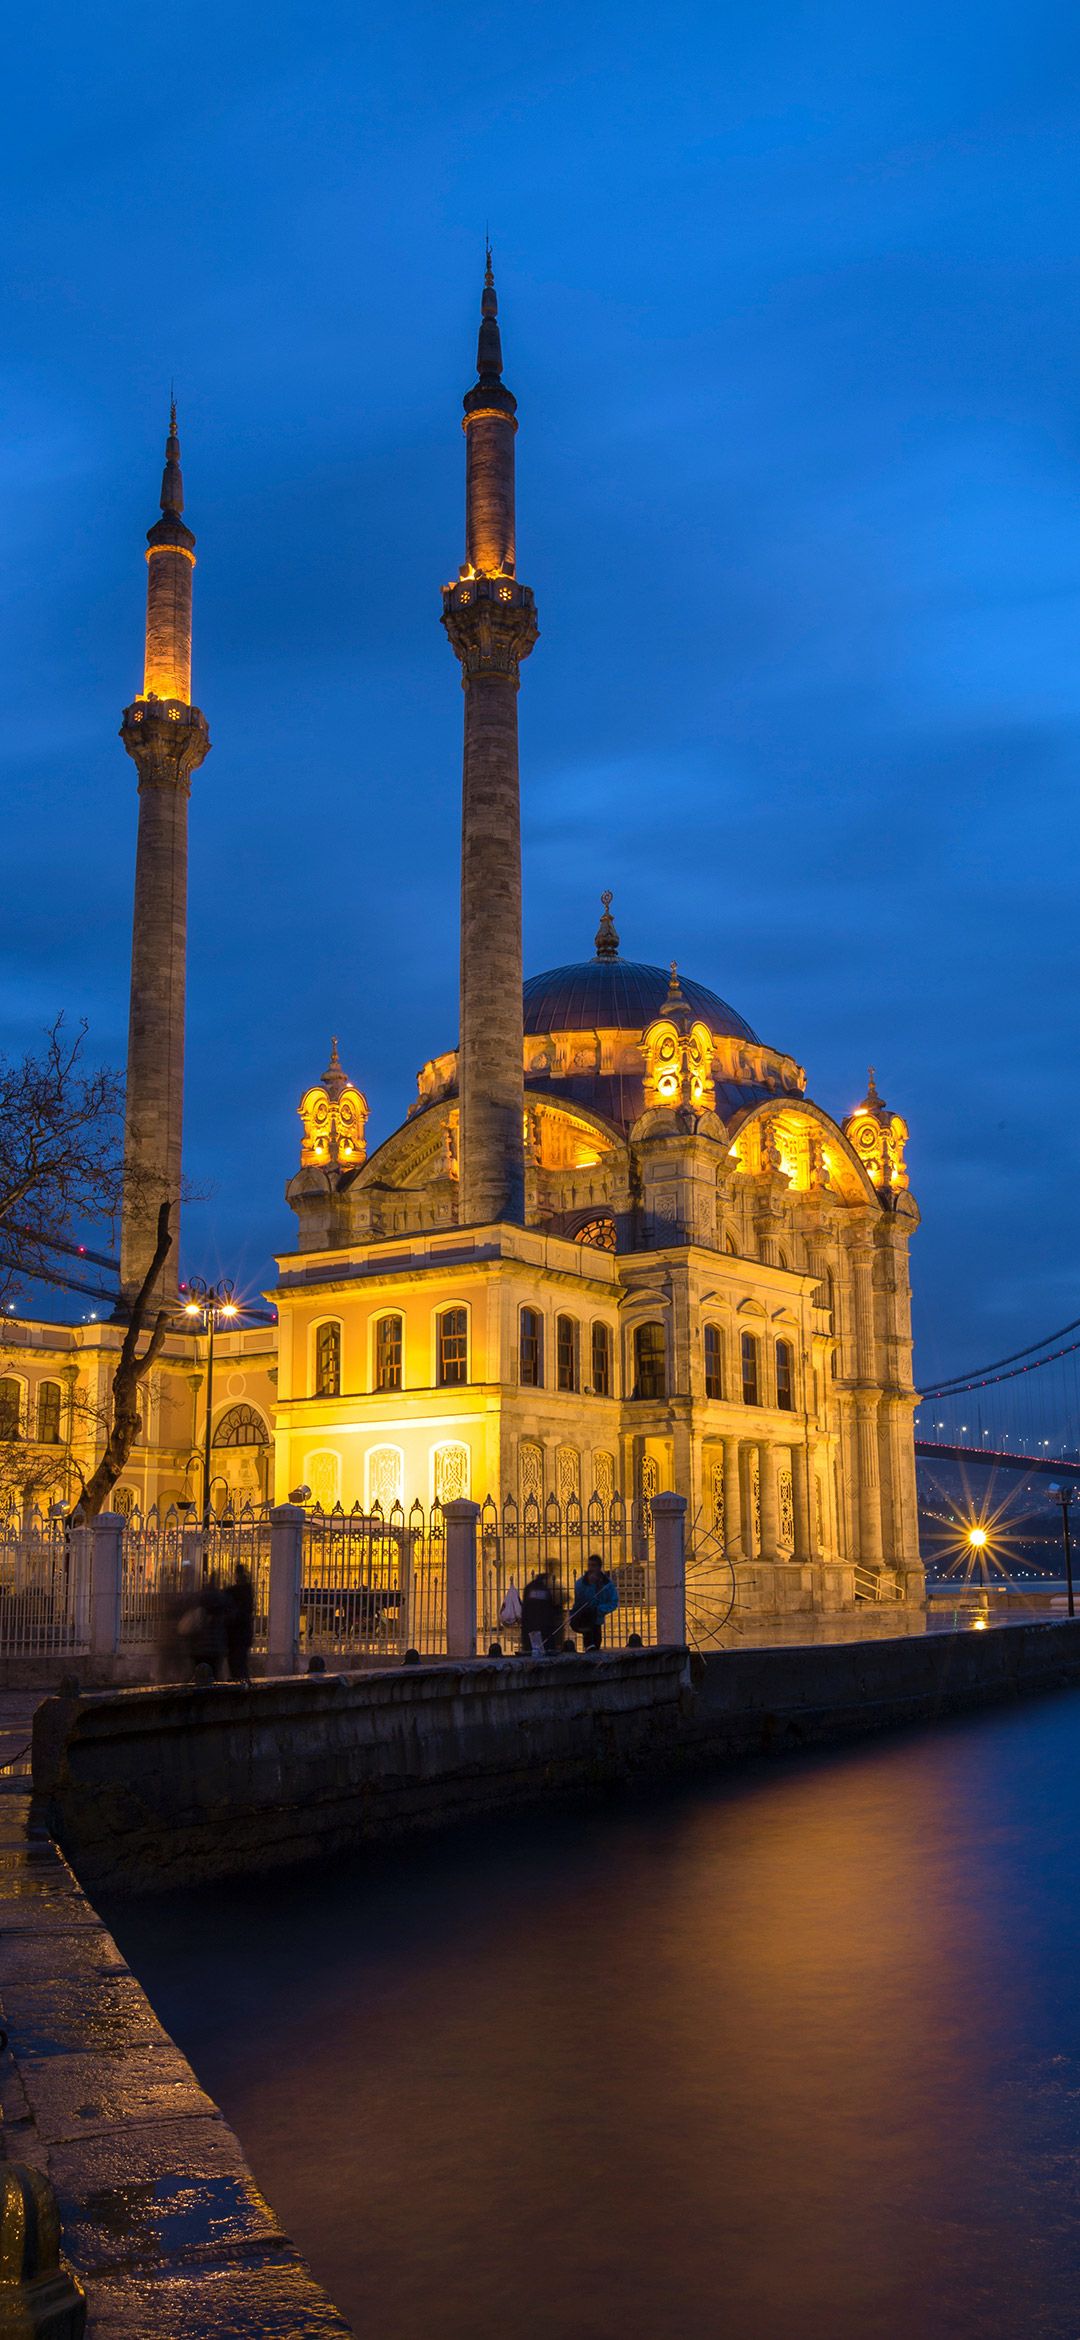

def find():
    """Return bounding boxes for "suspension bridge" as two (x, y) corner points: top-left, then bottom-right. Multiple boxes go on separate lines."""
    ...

(914, 1314), (1080, 1578)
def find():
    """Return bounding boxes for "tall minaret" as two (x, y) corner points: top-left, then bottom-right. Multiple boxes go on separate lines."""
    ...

(442, 252), (538, 1225)
(117, 407), (210, 1308)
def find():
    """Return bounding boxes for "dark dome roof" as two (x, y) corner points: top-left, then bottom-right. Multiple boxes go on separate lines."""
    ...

(523, 959), (757, 1043)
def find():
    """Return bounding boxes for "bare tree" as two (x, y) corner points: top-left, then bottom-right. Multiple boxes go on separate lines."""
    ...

(73, 1203), (173, 1520)
(0, 1017), (124, 1309)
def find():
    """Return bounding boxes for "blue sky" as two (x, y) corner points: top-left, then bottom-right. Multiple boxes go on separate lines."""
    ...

(3, 0), (1079, 1383)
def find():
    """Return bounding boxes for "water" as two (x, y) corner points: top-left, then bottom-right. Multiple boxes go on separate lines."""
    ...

(104, 1695), (1080, 2340)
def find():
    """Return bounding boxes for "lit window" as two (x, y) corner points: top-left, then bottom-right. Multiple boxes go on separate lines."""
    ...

(575, 1215), (617, 1253)
(36, 1381), (62, 1444)
(556, 1315), (579, 1393)
(704, 1324), (723, 1401)
(375, 1314), (403, 1393)
(633, 1322), (666, 1401)
(776, 1340), (795, 1412)
(519, 1308), (544, 1388)
(591, 1321), (612, 1398)
(0, 1379), (21, 1440)
(437, 1308), (468, 1388)
(314, 1322), (340, 1398)
(741, 1332), (760, 1407)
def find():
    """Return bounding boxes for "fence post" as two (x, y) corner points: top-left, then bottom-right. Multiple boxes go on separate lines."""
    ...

(651, 1492), (687, 1647)
(267, 1504), (305, 1675)
(88, 1513), (123, 1657)
(444, 1499), (480, 1660)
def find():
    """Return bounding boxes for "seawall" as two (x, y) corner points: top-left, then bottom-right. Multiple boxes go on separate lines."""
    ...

(31, 1621), (1080, 1896)
(32, 1648), (688, 1894)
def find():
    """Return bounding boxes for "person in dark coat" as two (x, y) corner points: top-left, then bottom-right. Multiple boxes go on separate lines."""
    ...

(223, 1563), (255, 1682)
(186, 1573), (228, 1680)
(519, 1568), (565, 1656)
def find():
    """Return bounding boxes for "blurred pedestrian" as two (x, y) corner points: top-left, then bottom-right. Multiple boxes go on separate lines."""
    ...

(224, 1562), (255, 1681)
(519, 1567), (565, 1656)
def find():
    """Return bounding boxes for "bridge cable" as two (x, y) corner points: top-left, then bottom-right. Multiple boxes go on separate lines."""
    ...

(922, 1312), (1080, 1398)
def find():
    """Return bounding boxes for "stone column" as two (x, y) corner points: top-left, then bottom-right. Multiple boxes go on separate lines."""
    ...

(445, 1498), (480, 1659)
(722, 1435), (743, 1560)
(88, 1513), (124, 1658)
(651, 1491), (687, 1647)
(267, 1503), (305, 1675)
(758, 1442), (779, 1563)
(739, 1441), (756, 1560)
(854, 1395), (885, 1565)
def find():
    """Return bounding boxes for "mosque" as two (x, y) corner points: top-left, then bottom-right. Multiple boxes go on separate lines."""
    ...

(1, 260), (924, 1617)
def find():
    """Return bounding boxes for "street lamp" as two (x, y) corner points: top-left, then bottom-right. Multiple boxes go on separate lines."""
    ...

(183, 1278), (239, 1527)
(1047, 1485), (1076, 1619)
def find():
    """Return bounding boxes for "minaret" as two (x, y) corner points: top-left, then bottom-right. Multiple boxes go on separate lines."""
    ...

(117, 406), (210, 1308)
(442, 251), (538, 1225)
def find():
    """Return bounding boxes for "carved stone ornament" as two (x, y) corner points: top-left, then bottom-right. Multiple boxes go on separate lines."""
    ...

(441, 577), (538, 681)
(120, 698), (210, 793)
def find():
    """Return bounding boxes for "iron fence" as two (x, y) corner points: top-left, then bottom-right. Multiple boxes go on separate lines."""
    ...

(478, 1493), (655, 1652)
(301, 1500), (445, 1659)
(118, 1502), (272, 1650)
(0, 1508), (86, 1657)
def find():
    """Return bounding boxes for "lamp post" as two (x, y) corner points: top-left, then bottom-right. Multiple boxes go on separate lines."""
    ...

(1048, 1485), (1076, 1618)
(183, 1278), (238, 1527)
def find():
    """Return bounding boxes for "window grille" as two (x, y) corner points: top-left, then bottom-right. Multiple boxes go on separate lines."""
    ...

(213, 1403), (270, 1447)
(36, 1382), (62, 1445)
(591, 1320), (612, 1397)
(375, 1314), (403, 1393)
(519, 1308), (543, 1388)
(556, 1315), (579, 1393)
(633, 1322), (666, 1401)
(315, 1322), (341, 1398)
(436, 1308), (468, 1387)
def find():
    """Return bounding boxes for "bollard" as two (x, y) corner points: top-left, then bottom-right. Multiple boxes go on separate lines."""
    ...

(651, 1492), (687, 1647)
(443, 1499), (480, 1659)
(267, 1504), (305, 1675)
(87, 1514), (123, 1659)
(0, 2162), (86, 2336)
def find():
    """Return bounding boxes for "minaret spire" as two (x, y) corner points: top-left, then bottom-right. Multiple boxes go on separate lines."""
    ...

(117, 410), (211, 1309)
(443, 255), (538, 1225)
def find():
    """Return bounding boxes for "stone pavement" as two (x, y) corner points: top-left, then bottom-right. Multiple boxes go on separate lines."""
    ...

(0, 1795), (352, 2336)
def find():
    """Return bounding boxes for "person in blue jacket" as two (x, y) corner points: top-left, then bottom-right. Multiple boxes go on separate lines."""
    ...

(570, 1552), (619, 1651)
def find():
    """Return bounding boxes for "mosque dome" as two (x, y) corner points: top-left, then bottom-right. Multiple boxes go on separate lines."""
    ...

(523, 959), (756, 1043)
(522, 894), (757, 1043)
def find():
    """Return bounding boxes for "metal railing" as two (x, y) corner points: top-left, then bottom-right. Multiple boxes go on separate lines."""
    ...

(477, 1493), (655, 1651)
(301, 1500), (446, 1660)
(0, 1509), (88, 1657)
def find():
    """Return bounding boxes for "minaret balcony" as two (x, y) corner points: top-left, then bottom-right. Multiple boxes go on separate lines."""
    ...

(442, 575), (535, 617)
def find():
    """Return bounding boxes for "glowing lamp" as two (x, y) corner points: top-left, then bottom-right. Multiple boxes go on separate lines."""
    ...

(967, 1526), (988, 1549)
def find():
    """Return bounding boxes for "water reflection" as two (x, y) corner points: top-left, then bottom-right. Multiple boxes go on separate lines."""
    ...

(106, 1694), (1080, 2340)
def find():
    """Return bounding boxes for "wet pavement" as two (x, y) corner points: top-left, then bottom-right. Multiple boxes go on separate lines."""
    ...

(0, 1795), (351, 2336)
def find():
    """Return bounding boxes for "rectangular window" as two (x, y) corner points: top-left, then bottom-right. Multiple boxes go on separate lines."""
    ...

(634, 1322), (666, 1401)
(703, 1324), (723, 1401)
(519, 1308), (543, 1388)
(556, 1315), (579, 1393)
(591, 1320), (612, 1398)
(315, 1322), (341, 1398)
(36, 1382), (62, 1444)
(437, 1307), (468, 1388)
(741, 1331), (760, 1407)
(0, 1380), (20, 1440)
(375, 1315), (402, 1392)
(776, 1340), (795, 1411)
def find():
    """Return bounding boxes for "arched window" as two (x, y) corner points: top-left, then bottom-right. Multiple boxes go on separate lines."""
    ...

(633, 1321), (666, 1401)
(314, 1321), (341, 1398)
(0, 1380), (21, 1440)
(436, 1307), (468, 1388)
(703, 1324), (723, 1402)
(776, 1339), (795, 1411)
(36, 1382), (62, 1445)
(433, 1442), (470, 1504)
(574, 1215), (617, 1253)
(519, 1307), (544, 1388)
(213, 1403), (270, 1448)
(591, 1320), (612, 1398)
(366, 1445), (403, 1510)
(375, 1313), (403, 1393)
(741, 1332), (760, 1407)
(556, 1315), (579, 1393)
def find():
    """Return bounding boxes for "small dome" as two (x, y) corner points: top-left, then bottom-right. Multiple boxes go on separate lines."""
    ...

(523, 959), (757, 1042)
